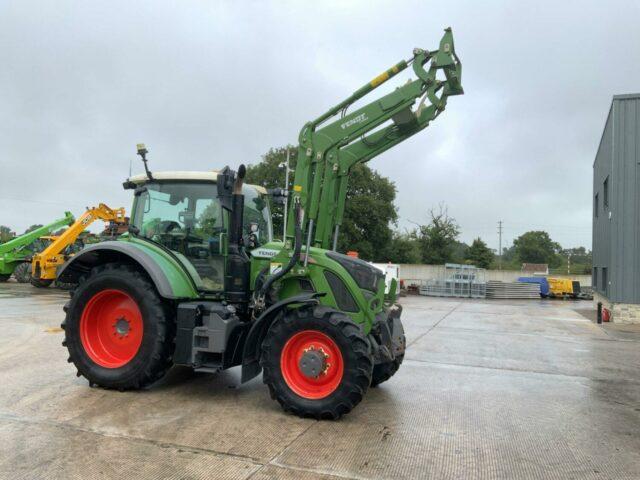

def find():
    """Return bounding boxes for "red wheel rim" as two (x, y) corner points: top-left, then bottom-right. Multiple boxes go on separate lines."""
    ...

(79, 289), (144, 368)
(280, 330), (344, 399)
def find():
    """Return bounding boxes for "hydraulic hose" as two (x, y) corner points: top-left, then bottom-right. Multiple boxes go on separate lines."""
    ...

(259, 200), (302, 298)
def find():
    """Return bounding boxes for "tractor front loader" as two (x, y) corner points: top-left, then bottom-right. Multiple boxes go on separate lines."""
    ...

(0, 212), (75, 283)
(58, 28), (463, 419)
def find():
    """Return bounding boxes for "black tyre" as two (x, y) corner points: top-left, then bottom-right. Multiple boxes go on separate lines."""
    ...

(0, 274), (10, 282)
(261, 306), (373, 420)
(30, 277), (53, 288)
(13, 262), (32, 283)
(62, 263), (175, 390)
(370, 354), (404, 387)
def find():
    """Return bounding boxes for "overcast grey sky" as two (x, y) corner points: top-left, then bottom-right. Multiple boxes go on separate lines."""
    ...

(1, 0), (638, 250)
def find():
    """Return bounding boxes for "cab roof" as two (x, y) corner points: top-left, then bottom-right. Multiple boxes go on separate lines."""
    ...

(128, 170), (267, 194)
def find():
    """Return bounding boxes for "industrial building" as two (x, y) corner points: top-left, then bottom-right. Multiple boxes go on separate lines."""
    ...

(593, 93), (640, 323)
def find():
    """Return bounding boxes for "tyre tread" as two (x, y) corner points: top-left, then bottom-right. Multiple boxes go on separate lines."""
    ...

(261, 307), (373, 420)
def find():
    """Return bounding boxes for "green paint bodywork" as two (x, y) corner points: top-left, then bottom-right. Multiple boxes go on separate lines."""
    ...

(250, 241), (386, 333)
(116, 234), (200, 299)
(0, 212), (75, 276)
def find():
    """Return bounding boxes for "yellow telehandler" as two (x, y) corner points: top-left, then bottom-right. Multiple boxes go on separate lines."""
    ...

(30, 204), (126, 287)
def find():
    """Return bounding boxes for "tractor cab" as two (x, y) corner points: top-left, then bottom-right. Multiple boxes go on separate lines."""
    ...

(127, 171), (272, 292)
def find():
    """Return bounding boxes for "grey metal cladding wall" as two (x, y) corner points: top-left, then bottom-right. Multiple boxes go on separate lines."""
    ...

(593, 103), (613, 297)
(609, 95), (640, 303)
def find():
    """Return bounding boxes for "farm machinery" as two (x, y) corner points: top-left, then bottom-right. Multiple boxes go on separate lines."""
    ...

(59, 28), (463, 418)
(0, 212), (75, 283)
(30, 204), (126, 287)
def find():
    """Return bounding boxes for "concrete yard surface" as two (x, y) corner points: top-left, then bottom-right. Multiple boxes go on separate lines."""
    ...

(0, 282), (639, 479)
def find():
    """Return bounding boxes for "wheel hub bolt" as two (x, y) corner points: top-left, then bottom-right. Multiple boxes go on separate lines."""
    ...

(114, 317), (130, 337)
(299, 346), (329, 378)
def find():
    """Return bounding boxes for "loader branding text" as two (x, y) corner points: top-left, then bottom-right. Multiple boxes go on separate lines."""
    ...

(341, 113), (368, 130)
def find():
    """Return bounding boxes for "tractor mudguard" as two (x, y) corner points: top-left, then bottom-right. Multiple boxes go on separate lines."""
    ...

(240, 293), (322, 383)
(57, 241), (198, 299)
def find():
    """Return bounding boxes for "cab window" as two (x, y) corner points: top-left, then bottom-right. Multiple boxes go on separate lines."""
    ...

(133, 182), (225, 291)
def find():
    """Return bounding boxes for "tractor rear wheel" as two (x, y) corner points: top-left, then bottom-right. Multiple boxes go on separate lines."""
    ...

(30, 277), (53, 288)
(13, 262), (32, 283)
(62, 264), (174, 390)
(261, 306), (373, 419)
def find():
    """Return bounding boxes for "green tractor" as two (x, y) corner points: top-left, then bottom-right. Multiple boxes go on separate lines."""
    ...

(59, 29), (463, 419)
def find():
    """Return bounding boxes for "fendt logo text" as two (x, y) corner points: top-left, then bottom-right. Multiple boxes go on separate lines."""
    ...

(341, 113), (368, 130)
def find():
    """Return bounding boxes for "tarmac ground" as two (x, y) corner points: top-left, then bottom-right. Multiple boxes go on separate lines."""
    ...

(1, 282), (639, 479)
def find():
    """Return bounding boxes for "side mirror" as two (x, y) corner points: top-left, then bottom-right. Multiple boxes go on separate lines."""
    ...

(217, 164), (247, 210)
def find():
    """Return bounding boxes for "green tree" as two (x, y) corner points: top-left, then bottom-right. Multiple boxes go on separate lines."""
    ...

(495, 244), (519, 269)
(513, 231), (561, 268)
(451, 240), (469, 264)
(384, 233), (421, 264)
(245, 146), (295, 237)
(0, 226), (14, 243)
(336, 163), (397, 260)
(24, 224), (43, 234)
(415, 205), (460, 264)
(465, 237), (494, 269)
(245, 146), (398, 261)
(500, 244), (513, 261)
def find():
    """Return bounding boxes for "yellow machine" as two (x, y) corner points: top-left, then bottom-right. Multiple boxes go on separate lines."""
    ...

(30, 204), (126, 287)
(547, 277), (580, 299)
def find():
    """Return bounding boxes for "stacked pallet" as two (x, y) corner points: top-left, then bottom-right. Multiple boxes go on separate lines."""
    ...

(486, 281), (540, 299)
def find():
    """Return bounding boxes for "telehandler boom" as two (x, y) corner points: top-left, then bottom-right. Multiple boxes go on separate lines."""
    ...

(0, 212), (75, 282)
(58, 28), (463, 419)
(30, 204), (126, 287)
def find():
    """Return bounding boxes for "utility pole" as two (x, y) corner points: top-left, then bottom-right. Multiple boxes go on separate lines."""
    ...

(497, 220), (503, 270)
(567, 252), (571, 275)
(280, 149), (291, 241)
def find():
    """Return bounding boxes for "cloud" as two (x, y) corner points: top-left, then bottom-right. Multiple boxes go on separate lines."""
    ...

(1, 0), (638, 248)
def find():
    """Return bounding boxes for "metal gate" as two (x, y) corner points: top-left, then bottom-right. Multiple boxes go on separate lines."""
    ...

(418, 263), (487, 298)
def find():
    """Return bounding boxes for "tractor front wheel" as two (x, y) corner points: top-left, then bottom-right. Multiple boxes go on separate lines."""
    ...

(13, 262), (32, 283)
(261, 306), (373, 419)
(62, 264), (174, 390)
(370, 354), (404, 387)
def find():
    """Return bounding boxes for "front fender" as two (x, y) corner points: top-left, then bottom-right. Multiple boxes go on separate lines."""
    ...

(240, 293), (321, 383)
(57, 240), (199, 299)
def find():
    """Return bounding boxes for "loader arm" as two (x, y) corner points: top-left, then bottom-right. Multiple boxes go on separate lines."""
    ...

(287, 27), (463, 250)
(32, 204), (126, 281)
